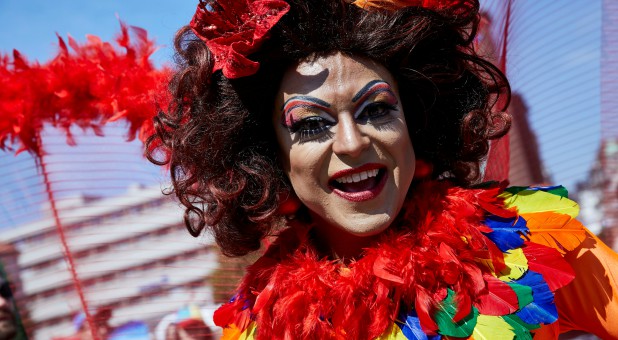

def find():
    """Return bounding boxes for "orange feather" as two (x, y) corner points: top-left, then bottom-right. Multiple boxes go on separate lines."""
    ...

(521, 212), (586, 254)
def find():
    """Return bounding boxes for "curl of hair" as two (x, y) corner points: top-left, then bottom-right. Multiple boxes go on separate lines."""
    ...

(146, 0), (511, 256)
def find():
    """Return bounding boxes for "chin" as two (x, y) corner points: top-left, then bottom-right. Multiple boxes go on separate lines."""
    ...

(334, 212), (393, 237)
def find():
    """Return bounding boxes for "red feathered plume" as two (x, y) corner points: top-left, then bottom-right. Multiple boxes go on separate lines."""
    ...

(0, 22), (172, 155)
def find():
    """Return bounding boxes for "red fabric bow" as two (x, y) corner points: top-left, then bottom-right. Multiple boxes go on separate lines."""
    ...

(190, 0), (290, 79)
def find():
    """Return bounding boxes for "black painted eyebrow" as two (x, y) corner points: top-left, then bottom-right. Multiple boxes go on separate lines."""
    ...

(281, 95), (332, 111)
(352, 80), (390, 103)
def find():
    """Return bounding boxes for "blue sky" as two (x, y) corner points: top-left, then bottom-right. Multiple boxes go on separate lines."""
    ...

(0, 1), (195, 66)
(505, 2), (601, 191)
(0, 1), (603, 228)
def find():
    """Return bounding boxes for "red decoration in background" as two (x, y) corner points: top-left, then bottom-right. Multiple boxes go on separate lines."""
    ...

(352, 0), (473, 13)
(0, 22), (172, 156)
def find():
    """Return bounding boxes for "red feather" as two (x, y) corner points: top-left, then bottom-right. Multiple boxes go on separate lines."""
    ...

(453, 290), (472, 322)
(253, 272), (276, 313)
(477, 186), (516, 218)
(416, 288), (439, 333)
(474, 274), (519, 315)
(213, 300), (240, 327)
(373, 254), (405, 283)
(486, 236), (507, 272)
(463, 263), (486, 295)
(524, 242), (575, 291)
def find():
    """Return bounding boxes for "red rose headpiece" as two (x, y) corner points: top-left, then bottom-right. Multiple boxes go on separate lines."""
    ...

(190, 0), (290, 79)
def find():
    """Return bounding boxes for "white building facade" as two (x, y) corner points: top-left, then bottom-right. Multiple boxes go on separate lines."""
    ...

(0, 185), (219, 339)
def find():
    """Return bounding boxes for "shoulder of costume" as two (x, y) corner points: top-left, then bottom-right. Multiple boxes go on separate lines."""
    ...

(389, 182), (584, 339)
(212, 181), (585, 340)
(498, 184), (587, 255)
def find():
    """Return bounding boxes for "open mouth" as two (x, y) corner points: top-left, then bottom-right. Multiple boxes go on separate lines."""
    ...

(329, 164), (388, 202)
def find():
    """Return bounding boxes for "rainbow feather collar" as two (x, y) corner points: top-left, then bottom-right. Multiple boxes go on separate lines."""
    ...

(214, 181), (580, 340)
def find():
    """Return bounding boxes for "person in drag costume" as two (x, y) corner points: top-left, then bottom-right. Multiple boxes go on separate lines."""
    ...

(146, 0), (618, 339)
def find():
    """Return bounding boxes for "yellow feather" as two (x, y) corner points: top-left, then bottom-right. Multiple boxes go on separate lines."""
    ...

(497, 248), (528, 281)
(499, 190), (579, 219)
(238, 322), (257, 340)
(472, 315), (516, 340)
(377, 324), (408, 340)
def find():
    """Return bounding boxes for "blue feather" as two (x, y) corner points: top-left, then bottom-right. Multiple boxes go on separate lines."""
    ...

(483, 216), (529, 252)
(396, 308), (441, 340)
(513, 271), (558, 325)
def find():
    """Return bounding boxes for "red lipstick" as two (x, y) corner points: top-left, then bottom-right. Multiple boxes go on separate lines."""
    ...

(329, 163), (387, 202)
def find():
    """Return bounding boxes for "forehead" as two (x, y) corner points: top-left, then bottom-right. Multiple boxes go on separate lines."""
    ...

(278, 53), (395, 100)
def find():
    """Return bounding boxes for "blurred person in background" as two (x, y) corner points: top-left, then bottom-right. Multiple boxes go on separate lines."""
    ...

(0, 276), (17, 340)
(71, 307), (112, 340)
(0, 264), (25, 340)
(165, 319), (213, 340)
(158, 305), (214, 340)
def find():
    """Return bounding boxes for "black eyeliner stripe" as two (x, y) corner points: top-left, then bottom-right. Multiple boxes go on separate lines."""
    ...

(352, 80), (388, 103)
(285, 103), (330, 112)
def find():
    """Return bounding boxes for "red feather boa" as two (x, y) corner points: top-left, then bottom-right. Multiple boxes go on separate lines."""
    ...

(0, 23), (171, 155)
(214, 181), (525, 339)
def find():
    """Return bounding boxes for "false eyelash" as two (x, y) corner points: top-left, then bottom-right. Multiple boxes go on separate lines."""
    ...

(288, 116), (334, 143)
(298, 129), (334, 144)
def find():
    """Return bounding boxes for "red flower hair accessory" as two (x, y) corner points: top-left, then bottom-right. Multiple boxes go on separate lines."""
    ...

(190, 0), (290, 79)
(351, 0), (472, 13)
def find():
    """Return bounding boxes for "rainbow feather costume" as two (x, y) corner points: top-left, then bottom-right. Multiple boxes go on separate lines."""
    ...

(213, 181), (588, 339)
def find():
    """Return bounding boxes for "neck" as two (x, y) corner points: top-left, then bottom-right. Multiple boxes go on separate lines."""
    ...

(309, 221), (381, 261)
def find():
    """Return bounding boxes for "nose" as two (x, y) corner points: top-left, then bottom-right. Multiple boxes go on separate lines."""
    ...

(332, 115), (370, 158)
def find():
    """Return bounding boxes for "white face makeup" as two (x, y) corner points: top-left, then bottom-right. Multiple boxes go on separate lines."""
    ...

(273, 52), (415, 254)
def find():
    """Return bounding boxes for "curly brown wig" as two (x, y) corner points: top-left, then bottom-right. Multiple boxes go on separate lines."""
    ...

(146, 0), (511, 256)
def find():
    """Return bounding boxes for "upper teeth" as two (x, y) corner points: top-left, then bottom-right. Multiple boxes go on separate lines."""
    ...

(335, 169), (379, 184)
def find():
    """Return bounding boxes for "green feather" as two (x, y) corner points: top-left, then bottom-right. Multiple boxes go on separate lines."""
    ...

(545, 187), (569, 198)
(504, 186), (568, 198)
(508, 282), (533, 309)
(435, 289), (478, 337)
(504, 314), (540, 332)
(504, 186), (530, 195)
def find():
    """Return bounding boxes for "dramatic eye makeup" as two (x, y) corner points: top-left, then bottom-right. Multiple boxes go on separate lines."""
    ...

(281, 96), (332, 127)
(281, 96), (335, 143)
(352, 80), (399, 124)
(352, 80), (398, 111)
(280, 80), (399, 143)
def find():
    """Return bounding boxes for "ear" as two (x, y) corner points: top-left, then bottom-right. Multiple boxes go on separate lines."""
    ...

(413, 159), (433, 180)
